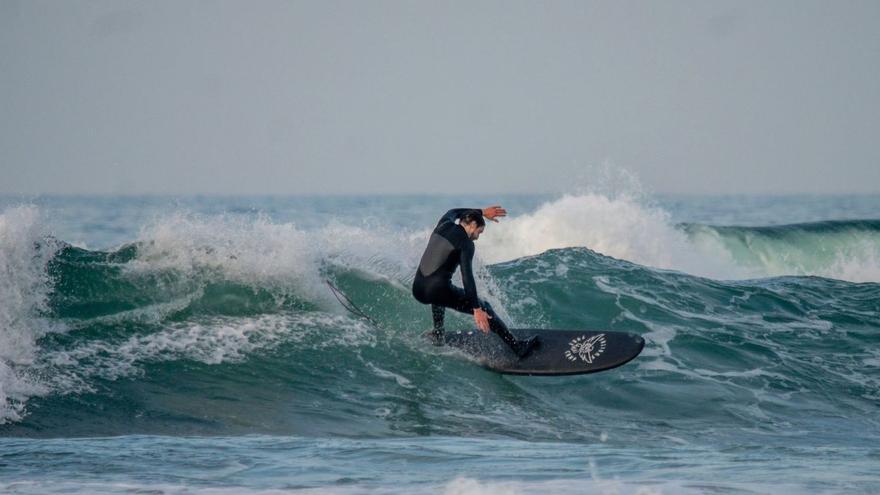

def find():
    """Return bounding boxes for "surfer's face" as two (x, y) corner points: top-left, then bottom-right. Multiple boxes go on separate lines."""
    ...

(462, 221), (485, 241)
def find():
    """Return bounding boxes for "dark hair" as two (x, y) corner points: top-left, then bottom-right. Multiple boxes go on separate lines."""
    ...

(460, 211), (485, 228)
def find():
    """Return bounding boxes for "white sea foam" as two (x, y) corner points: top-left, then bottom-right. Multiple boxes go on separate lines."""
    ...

(827, 241), (880, 283)
(45, 312), (373, 384)
(133, 212), (329, 305)
(365, 362), (415, 389)
(479, 192), (743, 279)
(0, 206), (61, 424)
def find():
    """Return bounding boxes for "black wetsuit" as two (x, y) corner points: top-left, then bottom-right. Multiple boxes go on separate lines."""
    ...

(411, 208), (521, 349)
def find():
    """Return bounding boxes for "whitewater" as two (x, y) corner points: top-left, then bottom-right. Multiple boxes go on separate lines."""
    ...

(1, 192), (879, 494)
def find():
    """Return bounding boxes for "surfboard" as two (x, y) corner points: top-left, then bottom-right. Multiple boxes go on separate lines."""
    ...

(439, 328), (644, 376)
(323, 280), (643, 376)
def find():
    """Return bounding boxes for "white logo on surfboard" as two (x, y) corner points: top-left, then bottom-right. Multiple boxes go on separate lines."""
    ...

(565, 334), (607, 363)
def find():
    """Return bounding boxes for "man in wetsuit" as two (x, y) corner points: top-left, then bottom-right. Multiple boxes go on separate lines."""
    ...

(412, 206), (539, 358)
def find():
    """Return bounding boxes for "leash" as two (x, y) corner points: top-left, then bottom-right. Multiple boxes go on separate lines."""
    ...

(325, 279), (378, 326)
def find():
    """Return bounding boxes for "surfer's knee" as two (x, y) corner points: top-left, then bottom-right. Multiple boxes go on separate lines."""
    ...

(411, 283), (428, 304)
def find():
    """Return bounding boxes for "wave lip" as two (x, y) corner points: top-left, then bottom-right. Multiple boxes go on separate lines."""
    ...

(479, 193), (880, 282)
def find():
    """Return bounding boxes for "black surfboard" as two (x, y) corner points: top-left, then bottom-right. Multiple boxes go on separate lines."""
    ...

(440, 328), (644, 376)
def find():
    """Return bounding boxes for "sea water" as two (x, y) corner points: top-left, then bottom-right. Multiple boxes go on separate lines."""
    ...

(1, 191), (878, 494)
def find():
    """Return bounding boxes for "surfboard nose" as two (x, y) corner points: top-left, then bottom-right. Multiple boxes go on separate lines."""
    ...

(632, 334), (646, 352)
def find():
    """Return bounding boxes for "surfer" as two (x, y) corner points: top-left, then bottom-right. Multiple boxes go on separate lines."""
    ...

(412, 206), (539, 358)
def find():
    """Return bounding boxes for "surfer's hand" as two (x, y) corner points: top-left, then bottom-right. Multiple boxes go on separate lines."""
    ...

(474, 308), (491, 333)
(482, 206), (507, 222)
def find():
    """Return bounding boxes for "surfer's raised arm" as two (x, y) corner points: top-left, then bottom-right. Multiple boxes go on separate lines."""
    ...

(437, 206), (507, 227)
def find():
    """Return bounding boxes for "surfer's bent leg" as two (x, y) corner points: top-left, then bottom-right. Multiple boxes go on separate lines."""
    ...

(415, 277), (534, 355)
(430, 305), (445, 345)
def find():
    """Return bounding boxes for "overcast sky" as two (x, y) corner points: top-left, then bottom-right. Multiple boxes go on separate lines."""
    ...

(1, 0), (878, 195)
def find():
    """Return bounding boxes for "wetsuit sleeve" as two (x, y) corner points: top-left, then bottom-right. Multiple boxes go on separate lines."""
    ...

(459, 241), (481, 310)
(437, 208), (482, 227)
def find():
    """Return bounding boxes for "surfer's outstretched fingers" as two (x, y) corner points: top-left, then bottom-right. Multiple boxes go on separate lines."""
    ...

(482, 206), (507, 222)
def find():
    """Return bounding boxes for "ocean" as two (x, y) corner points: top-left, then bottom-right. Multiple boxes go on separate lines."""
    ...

(1, 192), (878, 494)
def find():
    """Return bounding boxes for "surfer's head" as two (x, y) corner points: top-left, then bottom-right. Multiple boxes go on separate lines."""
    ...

(459, 212), (485, 241)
